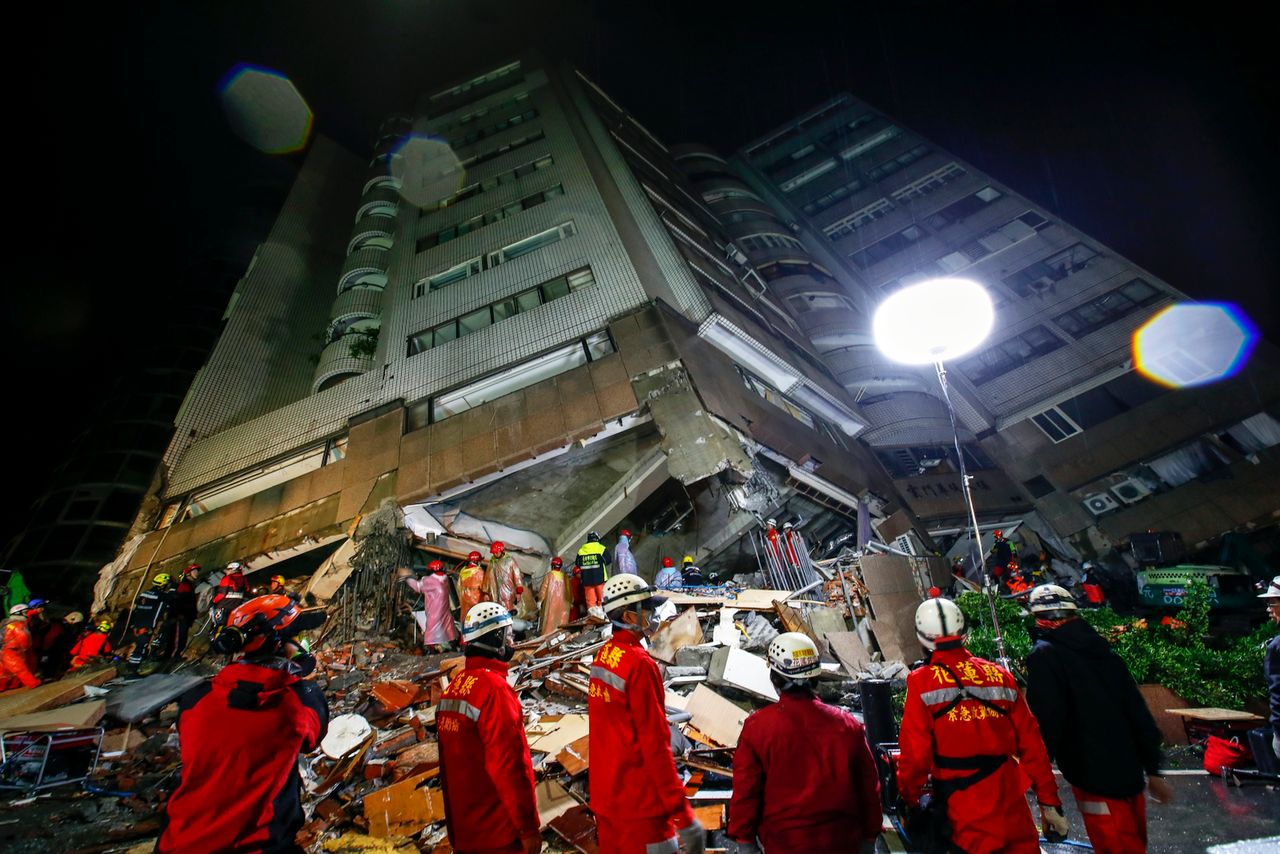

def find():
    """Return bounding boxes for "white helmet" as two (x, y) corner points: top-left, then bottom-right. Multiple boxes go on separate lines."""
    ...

(1028, 584), (1078, 617)
(914, 597), (967, 650)
(601, 573), (662, 615)
(767, 632), (821, 680)
(462, 601), (513, 643)
(8, 603), (28, 617)
(1259, 576), (1280, 600)
(65, 611), (86, 625)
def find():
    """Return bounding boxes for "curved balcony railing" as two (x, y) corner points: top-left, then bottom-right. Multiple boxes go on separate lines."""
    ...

(338, 248), (391, 289)
(312, 338), (374, 394)
(328, 286), (385, 323)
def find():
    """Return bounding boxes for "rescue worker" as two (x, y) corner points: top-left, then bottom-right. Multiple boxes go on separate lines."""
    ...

(1258, 576), (1280, 764)
(729, 632), (881, 853)
(160, 595), (327, 853)
(589, 573), (705, 854)
(989, 530), (1015, 581)
(680, 555), (704, 587)
(211, 560), (250, 626)
(897, 597), (1067, 854)
(127, 574), (175, 671)
(568, 564), (588, 622)
(399, 560), (458, 651)
(438, 602), (541, 854)
(268, 574), (289, 596)
(574, 531), (611, 620)
(1005, 562), (1032, 596)
(38, 608), (82, 677)
(1025, 584), (1171, 853)
(0, 604), (41, 690)
(172, 564), (201, 657)
(654, 556), (682, 590)
(458, 551), (487, 623)
(1079, 562), (1106, 607)
(69, 617), (115, 670)
(483, 541), (524, 615)
(614, 528), (638, 576)
(537, 556), (571, 635)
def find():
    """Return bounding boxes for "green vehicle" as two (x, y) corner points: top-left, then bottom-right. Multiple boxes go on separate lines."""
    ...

(1130, 531), (1267, 611)
(1135, 564), (1258, 610)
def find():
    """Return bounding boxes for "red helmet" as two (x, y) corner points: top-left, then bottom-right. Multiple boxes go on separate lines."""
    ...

(551, 556), (563, 568)
(467, 551), (482, 563)
(428, 559), (445, 573)
(662, 557), (674, 568)
(185, 563), (201, 576)
(993, 530), (1004, 539)
(927, 586), (942, 598)
(490, 541), (505, 556)
(271, 575), (286, 586)
(213, 594), (326, 655)
(620, 528), (631, 538)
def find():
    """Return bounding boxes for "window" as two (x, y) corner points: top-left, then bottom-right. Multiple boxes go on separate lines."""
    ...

(417, 331), (616, 424)
(956, 325), (1066, 384)
(837, 126), (902, 161)
(448, 92), (531, 131)
(416, 258), (481, 296)
(408, 267), (596, 356)
(488, 221), (577, 265)
(1004, 243), (1100, 297)
(739, 369), (815, 428)
(1052, 279), (1163, 337)
(179, 435), (347, 521)
(891, 162), (967, 202)
(849, 224), (927, 268)
(787, 292), (856, 313)
(457, 130), (546, 170)
(421, 155), (554, 213)
(456, 108), (539, 147)
(1031, 407), (1083, 443)
(923, 186), (1003, 230)
(815, 113), (876, 150)
(416, 185), (564, 252)
(823, 198), (895, 239)
(739, 232), (805, 253)
(779, 158), (838, 193)
(936, 211), (1049, 272)
(428, 61), (522, 105)
(874, 444), (994, 479)
(800, 178), (864, 216)
(865, 144), (930, 182)
(1023, 475), (1056, 499)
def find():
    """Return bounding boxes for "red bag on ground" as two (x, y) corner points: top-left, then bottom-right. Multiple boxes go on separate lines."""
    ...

(1203, 735), (1252, 773)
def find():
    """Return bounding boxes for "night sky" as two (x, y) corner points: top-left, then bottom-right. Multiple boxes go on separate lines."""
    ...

(6, 2), (1275, 546)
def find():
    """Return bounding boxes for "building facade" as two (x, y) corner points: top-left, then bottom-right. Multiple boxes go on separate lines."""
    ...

(728, 93), (1280, 557)
(97, 58), (928, 610)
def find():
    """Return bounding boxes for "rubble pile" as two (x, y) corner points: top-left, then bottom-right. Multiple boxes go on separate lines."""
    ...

(0, 548), (944, 852)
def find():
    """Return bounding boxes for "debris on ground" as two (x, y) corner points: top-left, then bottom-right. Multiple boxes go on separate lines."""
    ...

(0, 543), (946, 852)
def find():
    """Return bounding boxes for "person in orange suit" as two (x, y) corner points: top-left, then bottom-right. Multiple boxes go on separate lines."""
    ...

(0, 604), (42, 690)
(457, 551), (487, 623)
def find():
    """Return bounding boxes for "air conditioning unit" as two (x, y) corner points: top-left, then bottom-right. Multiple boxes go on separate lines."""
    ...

(1082, 492), (1120, 516)
(893, 533), (920, 556)
(1110, 477), (1153, 505)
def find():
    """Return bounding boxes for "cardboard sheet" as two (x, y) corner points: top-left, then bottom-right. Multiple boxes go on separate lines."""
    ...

(525, 713), (590, 755)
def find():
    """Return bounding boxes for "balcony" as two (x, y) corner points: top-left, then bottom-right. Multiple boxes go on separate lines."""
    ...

(329, 286), (385, 322)
(312, 338), (374, 394)
(338, 248), (391, 291)
(347, 214), (396, 253)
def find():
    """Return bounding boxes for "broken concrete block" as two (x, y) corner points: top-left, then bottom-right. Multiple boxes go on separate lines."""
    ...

(806, 604), (849, 639)
(665, 666), (707, 679)
(648, 606), (704, 664)
(321, 713), (373, 759)
(826, 631), (872, 677)
(104, 673), (206, 723)
(674, 643), (718, 669)
(737, 612), (778, 651)
(707, 646), (778, 702)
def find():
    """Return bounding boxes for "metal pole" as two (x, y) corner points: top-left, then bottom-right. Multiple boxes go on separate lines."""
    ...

(934, 360), (1009, 668)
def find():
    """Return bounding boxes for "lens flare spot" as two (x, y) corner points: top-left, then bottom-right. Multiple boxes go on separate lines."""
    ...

(1133, 302), (1258, 388)
(390, 134), (465, 208)
(219, 63), (314, 155)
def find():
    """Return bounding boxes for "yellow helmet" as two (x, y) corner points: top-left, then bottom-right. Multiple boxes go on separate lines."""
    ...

(153, 573), (172, 586)
(682, 555), (694, 565)
(97, 618), (115, 632)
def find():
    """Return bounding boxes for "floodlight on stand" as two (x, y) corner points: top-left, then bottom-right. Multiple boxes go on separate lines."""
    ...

(872, 277), (1010, 667)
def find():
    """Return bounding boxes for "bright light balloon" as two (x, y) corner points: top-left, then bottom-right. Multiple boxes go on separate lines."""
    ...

(391, 134), (465, 208)
(1134, 302), (1258, 388)
(873, 278), (995, 364)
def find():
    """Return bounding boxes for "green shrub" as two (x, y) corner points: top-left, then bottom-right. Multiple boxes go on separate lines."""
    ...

(955, 582), (1268, 709)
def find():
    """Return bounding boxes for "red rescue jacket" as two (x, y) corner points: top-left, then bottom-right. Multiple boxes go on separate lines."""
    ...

(438, 656), (539, 851)
(730, 690), (882, 852)
(588, 631), (694, 827)
(0, 619), (40, 689)
(212, 573), (249, 604)
(158, 660), (328, 853)
(897, 647), (1060, 808)
(69, 630), (112, 668)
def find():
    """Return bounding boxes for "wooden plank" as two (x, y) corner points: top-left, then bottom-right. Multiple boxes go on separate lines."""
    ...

(648, 606), (704, 664)
(685, 685), (750, 748)
(693, 803), (724, 831)
(525, 713), (590, 756)
(0, 668), (115, 720)
(364, 768), (444, 837)
(1166, 707), (1262, 721)
(0, 700), (106, 732)
(731, 589), (793, 610)
(556, 733), (590, 776)
(662, 592), (728, 608)
(537, 778), (579, 828)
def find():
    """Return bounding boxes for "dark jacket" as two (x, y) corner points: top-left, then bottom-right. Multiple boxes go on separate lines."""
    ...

(1266, 633), (1280, 731)
(1026, 618), (1162, 798)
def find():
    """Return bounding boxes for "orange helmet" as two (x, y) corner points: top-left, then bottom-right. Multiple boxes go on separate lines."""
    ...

(427, 559), (445, 573)
(212, 594), (325, 655)
(270, 575), (285, 586)
(490, 541), (505, 556)
(467, 551), (482, 563)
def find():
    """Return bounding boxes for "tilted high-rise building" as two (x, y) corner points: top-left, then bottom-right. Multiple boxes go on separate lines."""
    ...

(93, 60), (1279, 610)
